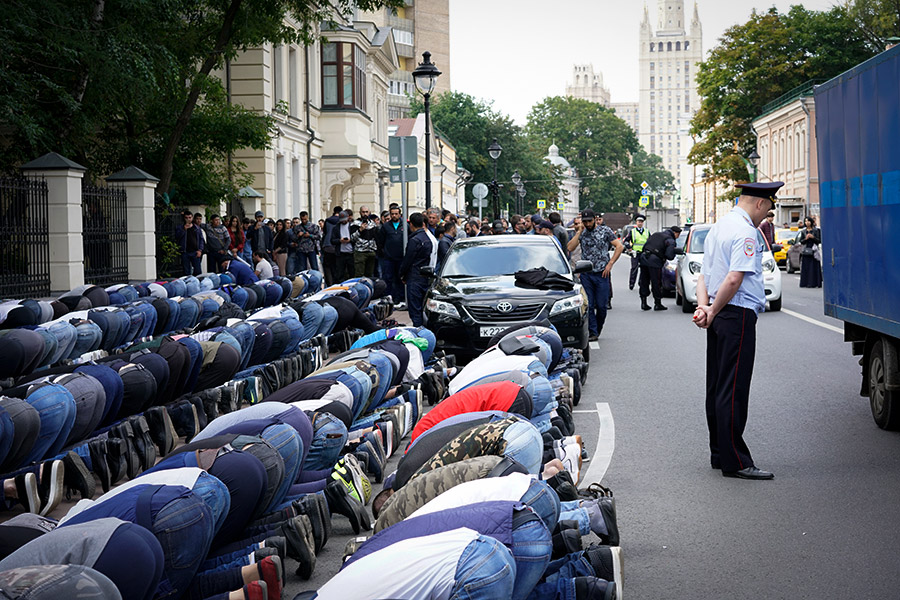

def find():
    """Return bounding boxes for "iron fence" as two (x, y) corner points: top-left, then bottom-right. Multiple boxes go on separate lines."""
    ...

(0, 176), (50, 299)
(155, 202), (185, 279)
(82, 180), (128, 286)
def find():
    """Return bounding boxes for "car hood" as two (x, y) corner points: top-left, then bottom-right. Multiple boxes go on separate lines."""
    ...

(431, 275), (576, 301)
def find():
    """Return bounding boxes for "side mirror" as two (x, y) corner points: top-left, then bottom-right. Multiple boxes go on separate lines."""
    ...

(574, 260), (593, 274)
(419, 266), (436, 278)
(674, 248), (685, 256)
(771, 244), (783, 253)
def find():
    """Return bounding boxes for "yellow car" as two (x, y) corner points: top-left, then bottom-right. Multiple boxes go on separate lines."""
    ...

(773, 228), (798, 266)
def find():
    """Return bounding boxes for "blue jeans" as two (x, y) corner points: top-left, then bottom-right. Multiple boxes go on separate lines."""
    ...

(310, 368), (372, 421)
(509, 513), (553, 600)
(406, 276), (429, 327)
(380, 257), (404, 303)
(580, 271), (610, 336)
(519, 478), (561, 531)
(23, 384), (77, 464)
(175, 298), (200, 331)
(317, 303), (338, 336)
(190, 472), (231, 537)
(289, 251), (319, 274)
(299, 302), (324, 341)
(303, 270), (323, 294)
(184, 276), (201, 297)
(0, 406), (14, 469)
(304, 412), (348, 471)
(70, 320), (103, 359)
(501, 421), (545, 475)
(170, 279), (187, 297)
(153, 493), (216, 599)
(362, 351), (396, 413)
(451, 536), (517, 600)
(260, 423), (302, 512)
(43, 321), (76, 365)
(182, 253), (202, 277)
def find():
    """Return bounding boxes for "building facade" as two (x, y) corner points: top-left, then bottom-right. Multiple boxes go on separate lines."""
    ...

(566, 64), (611, 106)
(609, 102), (640, 134)
(544, 144), (581, 225)
(221, 12), (400, 223)
(752, 90), (818, 226)
(638, 1), (703, 205)
(360, 0), (451, 121)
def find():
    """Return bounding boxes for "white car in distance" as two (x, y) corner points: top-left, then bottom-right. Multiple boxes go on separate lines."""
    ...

(675, 224), (782, 313)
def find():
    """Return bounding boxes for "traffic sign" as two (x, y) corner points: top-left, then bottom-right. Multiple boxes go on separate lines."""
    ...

(639, 196), (650, 208)
(537, 199), (546, 209)
(641, 181), (649, 189)
(472, 183), (488, 199)
(389, 136), (418, 166)
(557, 202), (565, 211)
(641, 188), (651, 196)
(389, 167), (418, 183)
(472, 198), (489, 208)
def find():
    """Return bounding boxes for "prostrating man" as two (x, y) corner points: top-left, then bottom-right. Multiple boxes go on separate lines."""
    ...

(693, 181), (782, 480)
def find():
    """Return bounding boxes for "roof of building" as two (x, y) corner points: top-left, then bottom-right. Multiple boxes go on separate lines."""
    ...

(544, 144), (571, 169)
(390, 118), (417, 137)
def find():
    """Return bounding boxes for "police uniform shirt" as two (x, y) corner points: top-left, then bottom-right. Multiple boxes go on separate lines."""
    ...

(700, 206), (766, 313)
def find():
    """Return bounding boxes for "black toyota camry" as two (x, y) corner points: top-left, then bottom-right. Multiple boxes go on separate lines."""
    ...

(422, 235), (590, 362)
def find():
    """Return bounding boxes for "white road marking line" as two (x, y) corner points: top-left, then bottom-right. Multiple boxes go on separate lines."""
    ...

(580, 402), (615, 484)
(782, 308), (843, 334)
(590, 341), (600, 350)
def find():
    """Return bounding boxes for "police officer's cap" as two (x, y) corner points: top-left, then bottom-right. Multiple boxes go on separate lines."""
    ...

(735, 181), (784, 205)
(635, 214), (646, 221)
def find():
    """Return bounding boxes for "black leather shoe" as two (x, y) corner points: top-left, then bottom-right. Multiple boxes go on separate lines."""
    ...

(145, 406), (177, 456)
(640, 298), (651, 311)
(62, 450), (95, 500)
(654, 301), (668, 311)
(130, 415), (157, 472)
(88, 439), (112, 492)
(583, 544), (623, 594)
(279, 514), (316, 579)
(106, 436), (129, 485)
(325, 480), (369, 534)
(722, 466), (774, 480)
(292, 496), (325, 553)
(314, 492), (332, 544)
(551, 526), (583, 560)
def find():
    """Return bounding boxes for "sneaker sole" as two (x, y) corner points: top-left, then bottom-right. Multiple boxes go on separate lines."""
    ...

(40, 461), (65, 516)
(22, 473), (40, 514)
(609, 546), (624, 598)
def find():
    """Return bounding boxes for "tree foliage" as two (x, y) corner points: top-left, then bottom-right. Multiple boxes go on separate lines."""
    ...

(846, 0), (900, 49)
(689, 5), (876, 184)
(526, 96), (669, 213)
(411, 91), (561, 217)
(0, 0), (401, 205)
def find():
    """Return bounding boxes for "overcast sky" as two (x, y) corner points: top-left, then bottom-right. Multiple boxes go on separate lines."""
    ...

(447, 0), (838, 124)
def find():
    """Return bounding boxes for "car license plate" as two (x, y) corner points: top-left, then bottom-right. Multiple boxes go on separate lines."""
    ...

(480, 326), (507, 337)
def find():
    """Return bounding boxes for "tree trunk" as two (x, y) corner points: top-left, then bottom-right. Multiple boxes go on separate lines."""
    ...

(157, 0), (244, 196)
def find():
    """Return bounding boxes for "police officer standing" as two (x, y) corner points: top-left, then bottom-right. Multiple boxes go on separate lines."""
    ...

(400, 212), (437, 327)
(693, 181), (783, 480)
(624, 215), (649, 290)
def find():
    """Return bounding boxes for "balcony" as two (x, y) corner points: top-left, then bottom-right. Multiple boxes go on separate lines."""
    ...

(396, 42), (416, 58)
(386, 14), (414, 32)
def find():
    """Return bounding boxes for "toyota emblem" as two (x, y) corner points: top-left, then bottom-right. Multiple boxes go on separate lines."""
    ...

(496, 301), (514, 313)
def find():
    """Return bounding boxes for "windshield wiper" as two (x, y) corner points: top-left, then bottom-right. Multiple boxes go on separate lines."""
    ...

(443, 274), (477, 278)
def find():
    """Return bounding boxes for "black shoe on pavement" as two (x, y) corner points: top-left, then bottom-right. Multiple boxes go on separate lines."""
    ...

(62, 450), (95, 501)
(588, 334), (599, 342)
(722, 466), (774, 480)
(145, 406), (177, 456)
(574, 576), (617, 600)
(640, 298), (651, 311)
(551, 526), (583, 560)
(292, 495), (325, 553)
(325, 480), (370, 534)
(278, 514), (316, 579)
(262, 536), (287, 562)
(88, 439), (112, 493)
(583, 544), (624, 593)
(653, 300), (667, 311)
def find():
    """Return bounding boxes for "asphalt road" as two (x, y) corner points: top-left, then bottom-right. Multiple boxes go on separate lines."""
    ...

(286, 267), (900, 599)
(583, 267), (900, 599)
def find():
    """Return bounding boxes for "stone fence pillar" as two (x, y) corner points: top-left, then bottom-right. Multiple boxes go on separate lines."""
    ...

(21, 152), (86, 293)
(107, 167), (159, 283)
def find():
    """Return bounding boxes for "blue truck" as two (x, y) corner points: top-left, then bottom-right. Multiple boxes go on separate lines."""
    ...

(815, 43), (900, 430)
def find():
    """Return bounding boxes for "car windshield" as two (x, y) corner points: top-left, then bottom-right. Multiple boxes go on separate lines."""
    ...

(774, 229), (794, 242)
(688, 228), (710, 253)
(441, 243), (570, 277)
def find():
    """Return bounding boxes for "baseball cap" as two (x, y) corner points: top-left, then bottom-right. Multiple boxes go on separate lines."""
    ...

(254, 210), (264, 217)
(581, 208), (596, 220)
(339, 211), (350, 222)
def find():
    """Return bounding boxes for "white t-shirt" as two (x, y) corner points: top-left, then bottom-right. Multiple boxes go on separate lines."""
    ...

(316, 528), (480, 600)
(449, 350), (540, 394)
(255, 258), (274, 279)
(409, 473), (536, 520)
(60, 467), (204, 524)
(289, 381), (354, 412)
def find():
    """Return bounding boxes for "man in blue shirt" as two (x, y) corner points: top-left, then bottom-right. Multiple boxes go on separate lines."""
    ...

(693, 181), (782, 480)
(219, 257), (259, 287)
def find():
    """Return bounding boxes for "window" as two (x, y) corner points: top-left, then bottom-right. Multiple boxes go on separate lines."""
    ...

(684, 41), (690, 51)
(650, 76), (655, 89)
(676, 41), (681, 51)
(658, 42), (664, 52)
(650, 44), (655, 52)
(667, 42), (672, 51)
(650, 62), (655, 71)
(322, 41), (367, 112)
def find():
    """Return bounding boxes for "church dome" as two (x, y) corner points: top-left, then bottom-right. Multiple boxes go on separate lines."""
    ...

(545, 144), (571, 169)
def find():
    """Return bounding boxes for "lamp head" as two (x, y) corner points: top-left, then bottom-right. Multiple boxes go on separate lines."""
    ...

(488, 138), (502, 160)
(412, 51), (441, 96)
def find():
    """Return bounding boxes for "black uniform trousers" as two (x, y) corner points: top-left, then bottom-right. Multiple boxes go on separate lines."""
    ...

(638, 264), (663, 300)
(705, 304), (757, 472)
(629, 254), (640, 289)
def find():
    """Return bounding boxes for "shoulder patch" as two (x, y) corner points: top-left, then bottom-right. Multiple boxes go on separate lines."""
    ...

(743, 238), (755, 257)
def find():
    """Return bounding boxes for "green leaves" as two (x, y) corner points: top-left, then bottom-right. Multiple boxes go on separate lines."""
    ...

(689, 5), (876, 185)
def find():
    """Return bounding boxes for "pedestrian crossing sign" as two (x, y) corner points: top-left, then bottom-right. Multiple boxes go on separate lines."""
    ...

(557, 202), (565, 211)
(537, 200), (546, 209)
(639, 196), (650, 208)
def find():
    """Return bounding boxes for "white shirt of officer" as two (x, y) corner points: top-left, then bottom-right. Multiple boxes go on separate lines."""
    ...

(700, 206), (766, 313)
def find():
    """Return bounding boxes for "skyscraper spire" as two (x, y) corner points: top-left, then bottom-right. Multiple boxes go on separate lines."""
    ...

(657, 0), (685, 33)
(641, 3), (651, 33)
(691, 2), (702, 35)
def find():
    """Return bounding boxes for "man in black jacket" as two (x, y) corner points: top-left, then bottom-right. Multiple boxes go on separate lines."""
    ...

(248, 210), (274, 262)
(399, 212), (437, 327)
(321, 206), (343, 285)
(330, 210), (357, 283)
(639, 226), (682, 311)
(375, 205), (406, 306)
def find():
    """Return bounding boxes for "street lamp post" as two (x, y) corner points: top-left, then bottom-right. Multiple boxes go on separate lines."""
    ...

(511, 171), (522, 215)
(488, 138), (502, 219)
(412, 52), (441, 210)
(747, 149), (760, 183)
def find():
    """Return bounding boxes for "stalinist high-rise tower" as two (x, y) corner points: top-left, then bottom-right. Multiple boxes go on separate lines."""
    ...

(638, 1), (703, 201)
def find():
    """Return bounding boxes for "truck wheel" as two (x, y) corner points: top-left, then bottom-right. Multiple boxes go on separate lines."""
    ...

(869, 339), (900, 430)
(769, 297), (782, 312)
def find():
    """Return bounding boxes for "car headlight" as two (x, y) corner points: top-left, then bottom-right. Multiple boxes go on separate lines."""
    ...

(763, 258), (776, 273)
(550, 293), (584, 316)
(688, 260), (703, 275)
(425, 298), (460, 318)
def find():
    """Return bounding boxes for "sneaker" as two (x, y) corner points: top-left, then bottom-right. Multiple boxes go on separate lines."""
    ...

(262, 536), (287, 562)
(313, 491), (332, 545)
(61, 451), (95, 501)
(583, 544), (624, 594)
(243, 580), (267, 600)
(342, 536), (369, 563)
(331, 458), (362, 504)
(129, 415), (158, 472)
(344, 453), (372, 504)
(354, 440), (384, 483)
(37, 460), (65, 516)
(325, 480), (370, 534)
(546, 471), (580, 502)
(291, 495), (325, 553)
(586, 497), (619, 546)
(551, 526), (583, 560)
(394, 302), (407, 311)
(278, 514), (316, 580)
(574, 576), (617, 600)
(561, 441), (583, 485)
(256, 555), (283, 599)
(374, 421), (394, 458)
(362, 431), (387, 468)
(14, 472), (40, 514)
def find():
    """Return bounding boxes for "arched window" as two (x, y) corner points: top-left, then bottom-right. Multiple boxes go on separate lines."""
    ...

(684, 41), (690, 51)
(650, 44), (654, 52)
(658, 42), (664, 52)
(786, 133), (792, 172)
(676, 41), (681, 51)
(773, 140), (778, 176)
(667, 42), (672, 51)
